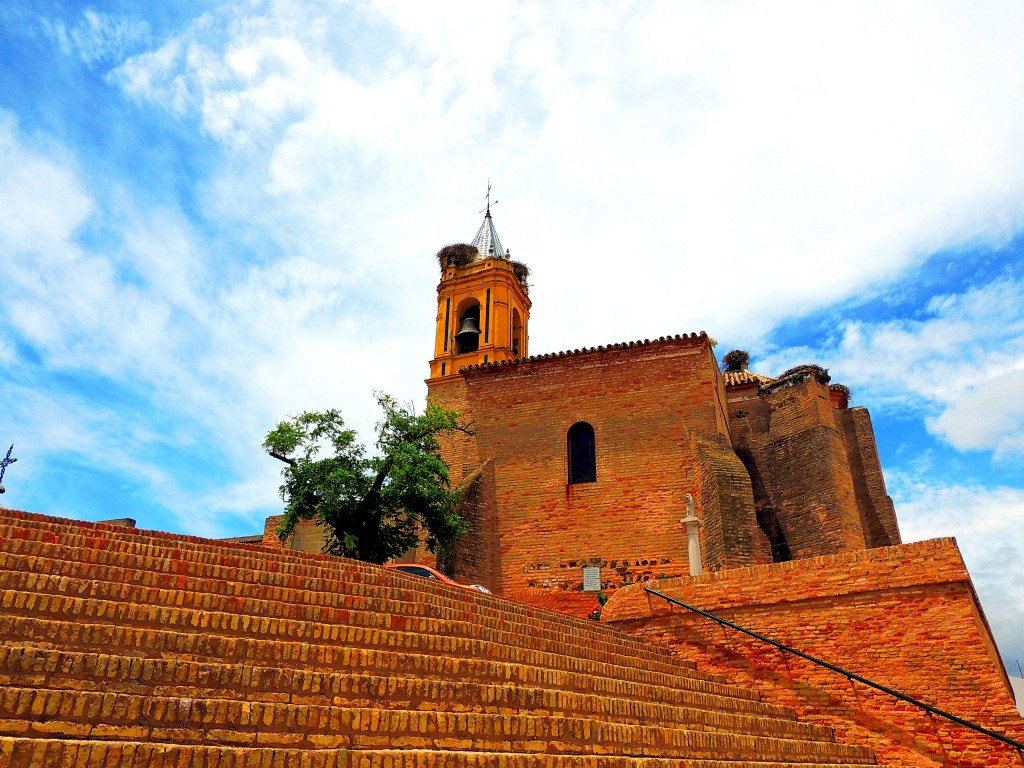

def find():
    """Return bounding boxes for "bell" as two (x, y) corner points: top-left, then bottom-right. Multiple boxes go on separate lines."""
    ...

(454, 315), (481, 346)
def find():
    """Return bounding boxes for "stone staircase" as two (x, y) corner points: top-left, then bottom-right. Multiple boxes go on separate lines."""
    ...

(0, 509), (883, 767)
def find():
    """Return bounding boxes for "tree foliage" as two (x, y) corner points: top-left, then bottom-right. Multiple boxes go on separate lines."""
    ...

(263, 394), (470, 565)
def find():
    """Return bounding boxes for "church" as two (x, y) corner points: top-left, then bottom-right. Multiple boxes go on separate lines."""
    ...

(412, 208), (903, 613)
(5, 210), (1018, 767)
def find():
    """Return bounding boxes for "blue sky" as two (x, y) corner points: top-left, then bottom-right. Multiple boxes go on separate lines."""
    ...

(2, 2), (1023, 674)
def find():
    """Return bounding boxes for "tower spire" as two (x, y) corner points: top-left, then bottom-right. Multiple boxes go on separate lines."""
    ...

(472, 181), (506, 259)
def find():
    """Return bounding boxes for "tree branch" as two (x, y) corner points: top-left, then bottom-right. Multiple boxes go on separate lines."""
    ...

(269, 451), (296, 466)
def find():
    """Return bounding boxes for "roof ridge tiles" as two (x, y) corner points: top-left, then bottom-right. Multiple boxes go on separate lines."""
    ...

(459, 332), (710, 376)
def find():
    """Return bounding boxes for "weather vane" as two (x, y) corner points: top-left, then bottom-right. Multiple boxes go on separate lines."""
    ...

(480, 179), (499, 216)
(0, 444), (16, 494)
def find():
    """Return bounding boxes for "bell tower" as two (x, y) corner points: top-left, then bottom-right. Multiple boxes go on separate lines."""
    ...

(428, 207), (531, 380)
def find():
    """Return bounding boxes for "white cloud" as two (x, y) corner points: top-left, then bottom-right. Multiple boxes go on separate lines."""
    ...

(106, 1), (1024, 355)
(930, 371), (1024, 458)
(38, 7), (151, 65)
(890, 475), (1024, 670)
(759, 276), (1024, 457)
(7, 3), (1024, 534)
(0, 108), (430, 533)
(0, 112), (92, 254)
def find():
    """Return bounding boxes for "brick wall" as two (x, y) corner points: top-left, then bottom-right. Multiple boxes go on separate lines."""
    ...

(837, 406), (901, 547)
(728, 377), (874, 558)
(602, 538), (1024, 767)
(428, 335), (769, 605)
(262, 515), (330, 554)
(428, 376), (494, 584)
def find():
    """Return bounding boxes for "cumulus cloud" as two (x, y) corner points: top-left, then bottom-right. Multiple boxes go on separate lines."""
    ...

(107, 1), (1024, 351)
(929, 371), (1024, 458)
(759, 276), (1024, 457)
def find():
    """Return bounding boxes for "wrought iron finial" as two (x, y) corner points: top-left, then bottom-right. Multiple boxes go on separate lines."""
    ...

(0, 444), (16, 494)
(480, 180), (499, 217)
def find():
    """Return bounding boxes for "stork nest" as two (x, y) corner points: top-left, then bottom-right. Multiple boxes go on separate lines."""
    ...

(722, 349), (750, 372)
(436, 243), (479, 271)
(776, 364), (831, 385)
(511, 260), (530, 285)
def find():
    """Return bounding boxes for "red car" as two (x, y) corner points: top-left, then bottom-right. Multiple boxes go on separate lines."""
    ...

(383, 563), (491, 594)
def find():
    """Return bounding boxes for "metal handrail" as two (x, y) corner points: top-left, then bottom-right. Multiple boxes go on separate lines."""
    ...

(643, 585), (1024, 752)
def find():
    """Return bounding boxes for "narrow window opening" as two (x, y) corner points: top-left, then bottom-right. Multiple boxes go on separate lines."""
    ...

(511, 308), (523, 358)
(443, 297), (451, 352)
(485, 289), (491, 343)
(441, 363), (446, 376)
(567, 422), (597, 484)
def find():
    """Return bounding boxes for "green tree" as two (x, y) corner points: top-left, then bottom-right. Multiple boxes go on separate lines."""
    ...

(263, 393), (470, 565)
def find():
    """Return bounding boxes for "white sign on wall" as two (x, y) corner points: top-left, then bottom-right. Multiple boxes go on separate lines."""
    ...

(582, 566), (602, 592)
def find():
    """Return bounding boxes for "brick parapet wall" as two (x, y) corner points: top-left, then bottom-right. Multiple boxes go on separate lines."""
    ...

(838, 407), (901, 547)
(727, 378), (869, 558)
(603, 538), (1024, 767)
(695, 438), (771, 569)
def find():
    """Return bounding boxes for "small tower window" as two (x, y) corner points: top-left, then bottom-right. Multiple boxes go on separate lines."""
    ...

(512, 308), (523, 358)
(567, 422), (597, 484)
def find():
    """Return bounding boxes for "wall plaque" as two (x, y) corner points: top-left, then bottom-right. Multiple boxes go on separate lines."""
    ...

(582, 566), (601, 592)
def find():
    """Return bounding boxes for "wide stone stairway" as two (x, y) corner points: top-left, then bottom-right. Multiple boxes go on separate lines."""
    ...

(0, 508), (882, 767)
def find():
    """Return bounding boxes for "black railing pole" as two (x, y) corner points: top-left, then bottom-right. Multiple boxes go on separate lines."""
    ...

(643, 585), (1024, 753)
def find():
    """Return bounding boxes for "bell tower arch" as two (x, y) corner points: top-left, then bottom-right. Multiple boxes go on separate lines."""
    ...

(428, 208), (531, 380)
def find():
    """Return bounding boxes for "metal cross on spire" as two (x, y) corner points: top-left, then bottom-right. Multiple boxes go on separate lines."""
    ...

(480, 179), (499, 217)
(0, 444), (16, 494)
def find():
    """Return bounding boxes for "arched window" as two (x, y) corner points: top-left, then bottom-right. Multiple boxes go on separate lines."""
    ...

(567, 422), (596, 484)
(455, 303), (481, 354)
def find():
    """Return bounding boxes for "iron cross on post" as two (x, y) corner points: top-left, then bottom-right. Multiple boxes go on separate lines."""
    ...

(0, 444), (17, 494)
(480, 180), (498, 216)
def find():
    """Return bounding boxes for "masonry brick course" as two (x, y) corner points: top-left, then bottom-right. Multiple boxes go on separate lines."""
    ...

(424, 267), (900, 616)
(602, 538), (1024, 768)
(430, 336), (773, 607)
(0, 507), (889, 767)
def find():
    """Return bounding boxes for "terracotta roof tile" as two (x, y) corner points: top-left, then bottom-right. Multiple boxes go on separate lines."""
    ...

(723, 370), (776, 387)
(460, 332), (711, 375)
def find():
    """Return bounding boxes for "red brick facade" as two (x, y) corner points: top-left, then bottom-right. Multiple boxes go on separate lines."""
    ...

(601, 538), (1024, 767)
(427, 333), (901, 611)
(428, 335), (773, 601)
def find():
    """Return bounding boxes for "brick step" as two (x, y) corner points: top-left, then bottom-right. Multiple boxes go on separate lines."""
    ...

(0, 518), (669, 665)
(0, 556), (692, 681)
(0, 538), (672, 676)
(0, 649), (821, 740)
(0, 518), (655, 671)
(0, 587), (717, 696)
(0, 689), (876, 762)
(0, 742), (882, 768)
(0, 736), (347, 767)
(0, 617), (770, 710)
(351, 752), (888, 768)
(0, 518), (656, 665)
